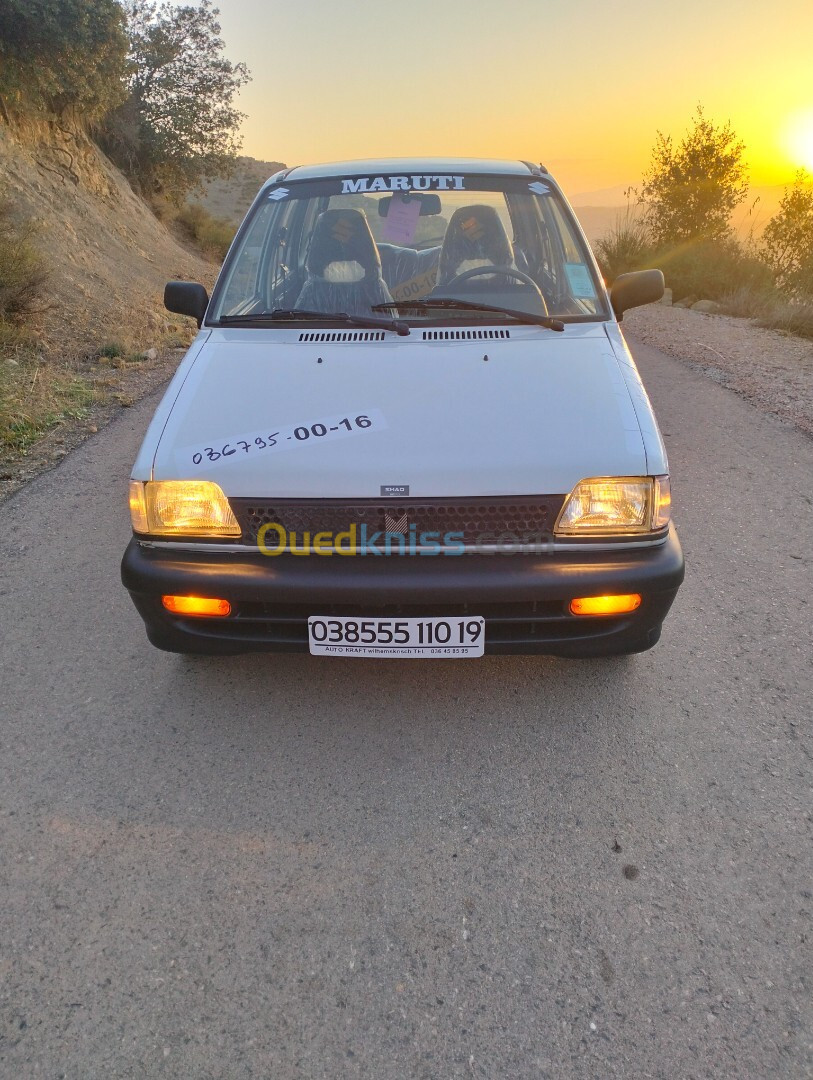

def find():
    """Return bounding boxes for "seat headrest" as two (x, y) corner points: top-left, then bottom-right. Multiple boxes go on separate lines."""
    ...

(438, 205), (514, 283)
(307, 209), (382, 280)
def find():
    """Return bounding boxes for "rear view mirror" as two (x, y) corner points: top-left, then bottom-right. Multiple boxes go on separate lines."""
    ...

(378, 192), (442, 217)
(610, 269), (664, 318)
(164, 281), (209, 327)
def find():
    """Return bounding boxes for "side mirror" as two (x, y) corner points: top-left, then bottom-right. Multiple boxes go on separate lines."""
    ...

(610, 269), (664, 318)
(164, 281), (209, 327)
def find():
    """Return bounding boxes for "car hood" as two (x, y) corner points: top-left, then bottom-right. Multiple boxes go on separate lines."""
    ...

(151, 324), (647, 498)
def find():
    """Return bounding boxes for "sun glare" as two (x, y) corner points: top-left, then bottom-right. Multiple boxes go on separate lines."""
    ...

(784, 109), (813, 172)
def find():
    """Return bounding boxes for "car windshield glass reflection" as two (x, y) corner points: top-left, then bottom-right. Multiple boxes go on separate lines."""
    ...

(209, 174), (608, 325)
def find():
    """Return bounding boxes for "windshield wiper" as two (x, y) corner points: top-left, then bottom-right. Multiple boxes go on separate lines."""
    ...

(216, 308), (410, 336)
(374, 298), (564, 332)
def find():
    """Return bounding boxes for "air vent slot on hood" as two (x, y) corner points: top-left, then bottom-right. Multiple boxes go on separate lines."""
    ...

(298, 331), (387, 343)
(422, 329), (511, 341)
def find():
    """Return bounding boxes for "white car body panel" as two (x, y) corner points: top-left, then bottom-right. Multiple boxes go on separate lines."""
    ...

(604, 321), (669, 475)
(145, 323), (651, 499)
(283, 157), (535, 182)
(130, 331), (211, 480)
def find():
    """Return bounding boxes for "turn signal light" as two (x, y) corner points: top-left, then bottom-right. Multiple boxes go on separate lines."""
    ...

(569, 594), (642, 616)
(162, 595), (231, 617)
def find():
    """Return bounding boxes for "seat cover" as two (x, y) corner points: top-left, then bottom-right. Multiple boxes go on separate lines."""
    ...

(436, 205), (515, 285)
(295, 209), (394, 316)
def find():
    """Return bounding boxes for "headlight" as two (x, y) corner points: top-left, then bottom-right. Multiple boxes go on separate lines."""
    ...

(129, 480), (240, 537)
(555, 476), (671, 536)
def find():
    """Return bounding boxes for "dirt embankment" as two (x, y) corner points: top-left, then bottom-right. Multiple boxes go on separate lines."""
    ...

(0, 115), (216, 351)
(0, 114), (221, 499)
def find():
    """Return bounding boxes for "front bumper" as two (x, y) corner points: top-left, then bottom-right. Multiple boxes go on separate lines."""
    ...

(121, 526), (684, 657)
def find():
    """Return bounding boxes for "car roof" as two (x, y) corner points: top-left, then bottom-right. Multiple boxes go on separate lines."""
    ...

(276, 158), (545, 183)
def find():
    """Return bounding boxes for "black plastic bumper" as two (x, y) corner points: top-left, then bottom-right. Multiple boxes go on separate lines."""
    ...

(121, 526), (684, 657)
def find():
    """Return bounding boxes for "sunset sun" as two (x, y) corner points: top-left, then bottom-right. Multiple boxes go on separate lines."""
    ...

(784, 108), (813, 172)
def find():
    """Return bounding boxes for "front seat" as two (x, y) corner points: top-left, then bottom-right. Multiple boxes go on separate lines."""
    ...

(295, 209), (394, 316)
(435, 205), (515, 286)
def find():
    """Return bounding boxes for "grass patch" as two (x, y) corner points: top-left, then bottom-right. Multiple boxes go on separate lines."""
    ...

(717, 285), (813, 339)
(0, 348), (99, 456)
(98, 341), (125, 359)
(755, 300), (813, 340)
(174, 202), (235, 262)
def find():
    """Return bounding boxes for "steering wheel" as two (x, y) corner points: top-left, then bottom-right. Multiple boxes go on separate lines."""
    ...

(442, 264), (548, 310)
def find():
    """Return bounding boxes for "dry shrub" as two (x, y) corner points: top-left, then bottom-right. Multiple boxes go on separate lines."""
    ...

(755, 300), (813, 340)
(594, 206), (652, 284)
(0, 200), (49, 321)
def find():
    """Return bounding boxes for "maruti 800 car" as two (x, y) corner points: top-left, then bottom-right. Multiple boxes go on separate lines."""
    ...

(122, 158), (684, 658)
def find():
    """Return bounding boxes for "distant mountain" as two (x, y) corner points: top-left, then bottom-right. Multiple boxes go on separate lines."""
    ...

(570, 184), (633, 208)
(574, 185), (790, 243)
(192, 156), (286, 224)
(570, 206), (626, 243)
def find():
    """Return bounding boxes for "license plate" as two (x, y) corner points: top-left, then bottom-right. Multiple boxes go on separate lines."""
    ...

(307, 616), (485, 657)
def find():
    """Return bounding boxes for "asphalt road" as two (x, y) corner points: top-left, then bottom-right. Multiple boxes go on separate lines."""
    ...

(1, 338), (811, 1079)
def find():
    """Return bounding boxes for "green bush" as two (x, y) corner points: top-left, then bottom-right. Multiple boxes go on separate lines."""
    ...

(0, 200), (48, 322)
(100, 0), (250, 202)
(0, 0), (127, 120)
(760, 171), (813, 299)
(641, 107), (748, 247)
(175, 202), (235, 262)
(653, 238), (772, 302)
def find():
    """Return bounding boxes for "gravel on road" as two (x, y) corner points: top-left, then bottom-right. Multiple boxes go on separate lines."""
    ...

(623, 305), (813, 437)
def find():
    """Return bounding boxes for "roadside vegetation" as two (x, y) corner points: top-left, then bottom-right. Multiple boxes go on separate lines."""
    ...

(0, 197), (95, 455)
(595, 108), (813, 340)
(0, 0), (249, 461)
(169, 201), (235, 262)
(97, 0), (250, 204)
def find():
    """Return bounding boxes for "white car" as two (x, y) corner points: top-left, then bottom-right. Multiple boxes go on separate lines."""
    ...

(122, 158), (684, 658)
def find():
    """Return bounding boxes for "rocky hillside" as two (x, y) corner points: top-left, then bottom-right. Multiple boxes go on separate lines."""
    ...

(191, 155), (286, 226)
(0, 115), (216, 356)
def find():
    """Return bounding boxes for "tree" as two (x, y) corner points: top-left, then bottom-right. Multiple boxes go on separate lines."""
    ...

(0, 0), (127, 120)
(102, 0), (250, 201)
(641, 106), (748, 246)
(760, 171), (813, 297)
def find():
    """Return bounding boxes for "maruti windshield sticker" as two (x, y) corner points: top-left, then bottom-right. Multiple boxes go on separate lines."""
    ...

(564, 263), (597, 298)
(178, 410), (387, 470)
(267, 187), (290, 201)
(528, 181), (548, 195)
(340, 175), (465, 194)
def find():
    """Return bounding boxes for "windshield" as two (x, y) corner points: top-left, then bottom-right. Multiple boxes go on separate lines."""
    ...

(208, 171), (608, 326)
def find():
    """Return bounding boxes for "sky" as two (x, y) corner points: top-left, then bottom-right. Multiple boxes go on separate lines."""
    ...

(209, 0), (813, 198)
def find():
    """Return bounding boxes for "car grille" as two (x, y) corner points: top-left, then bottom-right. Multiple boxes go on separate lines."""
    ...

(229, 496), (565, 547)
